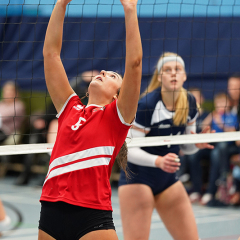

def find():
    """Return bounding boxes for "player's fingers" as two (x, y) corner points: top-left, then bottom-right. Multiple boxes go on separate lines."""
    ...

(166, 161), (181, 168)
(164, 165), (179, 173)
(167, 153), (178, 158)
(166, 154), (179, 162)
(201, 126), (211, 133)
(166, 156), (181, 164)
(197, 143), (214, 149)
(205, 144), (214, 149)
(165, 161), (180, 168)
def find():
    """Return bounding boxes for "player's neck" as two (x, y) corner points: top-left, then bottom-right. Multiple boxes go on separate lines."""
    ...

(161, 91), (179, 111)
(87, 95), (110, 107)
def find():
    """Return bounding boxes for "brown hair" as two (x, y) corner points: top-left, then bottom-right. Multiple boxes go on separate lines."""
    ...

(141, 52), (189, 126)
(115, 141), (130, 178)
(115, 85), (130, 178)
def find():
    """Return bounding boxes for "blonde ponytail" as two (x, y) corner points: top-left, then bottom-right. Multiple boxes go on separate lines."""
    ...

(173, 87), (189, 126)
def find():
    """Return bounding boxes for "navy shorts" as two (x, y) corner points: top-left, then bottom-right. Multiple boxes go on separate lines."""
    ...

(38, 201), (115, 240)
(118, 162), (178, 195)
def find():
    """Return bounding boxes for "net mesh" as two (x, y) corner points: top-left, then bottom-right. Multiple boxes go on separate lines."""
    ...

(0, 1), (240, 156)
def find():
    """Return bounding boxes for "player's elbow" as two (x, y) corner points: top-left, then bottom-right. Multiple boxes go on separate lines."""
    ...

(43, 44), (60, 59)
(43, 48), (60, 61)
(131, 57), (142, 69)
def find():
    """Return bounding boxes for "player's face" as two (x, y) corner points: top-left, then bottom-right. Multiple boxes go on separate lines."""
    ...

(90, 70), (122, 101)
(158, 61), (186, 92)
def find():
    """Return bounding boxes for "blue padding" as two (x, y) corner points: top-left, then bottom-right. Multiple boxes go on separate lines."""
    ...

(0, 16), (238, 100)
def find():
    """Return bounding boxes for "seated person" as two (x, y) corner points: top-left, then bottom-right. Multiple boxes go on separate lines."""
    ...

(177, 88), (209, 182)
(228, 73), (240, 115)
(229, 164), (240, 206)
(188, 92), (238, 205)
(0, 81), (25, 144)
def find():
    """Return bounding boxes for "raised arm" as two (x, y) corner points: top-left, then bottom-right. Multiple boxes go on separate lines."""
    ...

(43, 0), (74, 113)
(117, 0), (143, 124)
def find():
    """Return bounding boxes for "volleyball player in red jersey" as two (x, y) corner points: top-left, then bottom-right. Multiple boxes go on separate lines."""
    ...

(38, 0), (142, 239)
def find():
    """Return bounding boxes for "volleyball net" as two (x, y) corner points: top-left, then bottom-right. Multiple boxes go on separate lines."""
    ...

(0, 131), (240, 156)
(1, 1), (240, 157)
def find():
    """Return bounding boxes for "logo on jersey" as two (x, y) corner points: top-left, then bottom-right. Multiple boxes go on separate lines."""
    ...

(93, 107), (105, 112)
(158, 124), (171, 129)
(71, 117), (86, 131)
(73, 105), (84, 111)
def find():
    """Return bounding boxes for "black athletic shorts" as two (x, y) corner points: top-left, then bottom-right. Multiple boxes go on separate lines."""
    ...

(38, 201), (115, 240)
(118, 162), (178, 195)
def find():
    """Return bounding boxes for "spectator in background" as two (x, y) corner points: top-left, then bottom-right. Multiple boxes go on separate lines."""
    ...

(212, 74), (240, 203)
(188, 92), (238, 205)
(177, 88), (209, 182)
(229, 163), (240, 206)
(15, 70), (99, 185)
(227, 73), (240, 114)
(0, 81), (25, 145)
(227, 73), (240, 205)
(188, 88), (209, 132)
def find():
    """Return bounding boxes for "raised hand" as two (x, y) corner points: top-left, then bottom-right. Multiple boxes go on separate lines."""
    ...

(155, 153), (181, 173)
(120, 0), (138, 8)
(57, 0), (72, 5)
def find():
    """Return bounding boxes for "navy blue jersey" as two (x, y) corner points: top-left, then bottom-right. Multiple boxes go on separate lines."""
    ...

(134, 87), (198, 156)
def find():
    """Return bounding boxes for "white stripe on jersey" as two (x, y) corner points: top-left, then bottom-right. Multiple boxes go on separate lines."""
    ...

(151, 101), (174, 125)
(44, 156), (112, 185)
(44, 146), (115, 184)
(56, 93), (77, 118)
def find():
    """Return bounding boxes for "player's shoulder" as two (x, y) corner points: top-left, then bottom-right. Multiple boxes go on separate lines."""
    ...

(57, 93), (84, 118)
(139, 87), (161, 108)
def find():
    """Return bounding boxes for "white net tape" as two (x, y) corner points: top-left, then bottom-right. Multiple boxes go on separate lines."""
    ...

(0, 131), (239, 156)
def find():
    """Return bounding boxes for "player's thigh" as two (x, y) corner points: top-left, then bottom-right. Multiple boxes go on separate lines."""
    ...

(118, 184), (155, 240)
(38, 229), (56, 240)
(155, 181), (198, 240)
(80, 229), (118, 240)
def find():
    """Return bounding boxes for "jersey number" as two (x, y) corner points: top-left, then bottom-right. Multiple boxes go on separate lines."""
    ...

(71, 117), (86, 131)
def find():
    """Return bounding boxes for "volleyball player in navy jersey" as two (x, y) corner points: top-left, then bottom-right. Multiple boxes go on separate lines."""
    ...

(118, 52), (214, 240)
(38, 0), (142, 239)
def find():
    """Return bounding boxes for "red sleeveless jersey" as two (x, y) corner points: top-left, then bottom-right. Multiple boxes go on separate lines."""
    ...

(40, 94), (131, 211)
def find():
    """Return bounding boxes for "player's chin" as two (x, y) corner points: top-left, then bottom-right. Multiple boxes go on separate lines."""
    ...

(169, 85), (180, 92)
